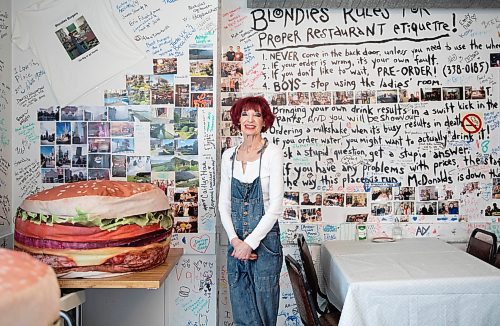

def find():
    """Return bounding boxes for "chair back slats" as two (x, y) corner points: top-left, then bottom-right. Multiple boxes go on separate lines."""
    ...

(466, 228), (497, 265)
(298, 234), (321, 298)
(285, 254), (321, 326)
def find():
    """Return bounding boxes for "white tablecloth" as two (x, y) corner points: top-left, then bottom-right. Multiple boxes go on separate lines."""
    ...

(321, 238), (500, 326)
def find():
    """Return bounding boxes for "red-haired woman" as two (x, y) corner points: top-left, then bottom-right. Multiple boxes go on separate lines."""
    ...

(218, 96), (283, 325)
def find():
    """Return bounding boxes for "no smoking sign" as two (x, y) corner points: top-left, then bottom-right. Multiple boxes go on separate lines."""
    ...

(461, 113), (482, 134)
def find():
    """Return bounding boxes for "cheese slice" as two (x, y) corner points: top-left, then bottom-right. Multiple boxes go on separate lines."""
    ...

(15, 238), (170, 266)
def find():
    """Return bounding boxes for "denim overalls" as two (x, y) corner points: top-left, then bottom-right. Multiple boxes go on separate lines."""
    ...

(227, 143), (283, 326)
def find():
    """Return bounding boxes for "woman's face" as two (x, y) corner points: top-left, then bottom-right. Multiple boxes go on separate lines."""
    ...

(239, 108), (264, 136)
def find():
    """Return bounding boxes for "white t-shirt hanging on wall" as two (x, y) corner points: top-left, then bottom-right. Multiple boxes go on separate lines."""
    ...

(13, 0), (145, 106)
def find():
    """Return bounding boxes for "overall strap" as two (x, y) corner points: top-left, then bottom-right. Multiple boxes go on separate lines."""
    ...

(257, 138), (268, 178)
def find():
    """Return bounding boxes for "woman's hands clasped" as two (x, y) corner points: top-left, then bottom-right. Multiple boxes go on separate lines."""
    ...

(231, 238), (258, 261)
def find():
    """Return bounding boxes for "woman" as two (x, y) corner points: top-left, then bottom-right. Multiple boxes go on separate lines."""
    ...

(218, 96), (283, 326)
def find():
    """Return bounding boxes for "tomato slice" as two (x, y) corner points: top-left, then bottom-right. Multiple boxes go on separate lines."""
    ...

(14, 217), (162, 242)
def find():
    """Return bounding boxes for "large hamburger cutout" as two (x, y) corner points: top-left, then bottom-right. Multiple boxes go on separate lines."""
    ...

(14, 180), (173, 277)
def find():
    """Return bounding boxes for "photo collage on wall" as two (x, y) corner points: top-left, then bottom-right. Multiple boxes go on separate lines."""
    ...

(38, 44), (214, 234)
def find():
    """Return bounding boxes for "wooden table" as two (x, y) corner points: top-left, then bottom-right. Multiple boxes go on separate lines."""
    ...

(58, 248), (183, 289)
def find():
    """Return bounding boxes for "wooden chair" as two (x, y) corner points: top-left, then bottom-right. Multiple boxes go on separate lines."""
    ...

(285, 255), (340, 326)
(297, 234), (339, 315)
(466, 228), (497, 265)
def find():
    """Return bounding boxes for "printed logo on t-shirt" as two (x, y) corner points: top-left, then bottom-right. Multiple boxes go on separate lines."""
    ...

(55, 15), (99, 60)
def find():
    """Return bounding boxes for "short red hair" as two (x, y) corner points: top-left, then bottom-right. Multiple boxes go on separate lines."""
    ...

(230, 96), (275, 132)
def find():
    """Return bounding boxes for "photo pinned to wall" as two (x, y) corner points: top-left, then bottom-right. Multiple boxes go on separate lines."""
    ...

(175, 84), (190, 107)
(371, 203), (392, 216)
(55, 15), (99, 60)
(371, 187), (393, 201)
(438, 184), (455, 200)
(221, 92), (240, 106)
(355, 90), (376, 104)
(269, 92), (287, 106)
(151, 156), (175, 172)
(398, 89), (419, 103)
(110, 121), (134, 137)
(107, 106), (129, 121)
(151, 171), (175, 201)
(189, 44), (213, 60)
(221, 77), (241, 92)
(420, 87), (442, 102)
(461, 181), (480, 195)
(438, 200), (460, 214)
(126, 75), (151, 105)
(111, 155), (127, 178)
(38, 106), (59, 121)
(71, 122), (87, 144)
(174, 216), (198, 233)
(334, 91), (354, 105)
(127, 156), (151, 183)
(419, 185), (438, 201)
(301, 207), (322, 223)
(88, 169), (110, 181)
(311, 91), (332, 105)
(55, 122), (71, 144)
(393, 201), (415, 216)
(152, 106), (175, 122)
(191, 92), (213, 108)
(189, 59), (214, 77)
(88, 153), (110, 169)
(394, 186), (416, 200)
(345, 193), (367, 207)
(442, 87), (464, 101)
(376, 89), (398, 103)
(485, 203), (500, 216)
(150, 122), (175, 139)
(222, 44), (244, 62)
(175, 139), (198, 155)
(129, 105), (152, 122)
(41, 146), (55, 168)
(221, 62), (243, 78)
(464, 86), (486, 100)
(284, 191), (300, 206)
(104, 90), (128, 106)
(88, 122), (110, 137)
(221, 108), (232, 122)
(221, 136), (241, 155)
(489, 53), (500, 67)
(153, 58), (178, 74)
(88, 138), (111, 153)
(493, 178), (500, 199)
(175, 170), (199, 188)
(71, 144), (87, 168)
(111, 138), (134, 154)
(41, 168), (64, 183)
(40, 122), (55, 145)
(191, 77), (213, 92)
(173, 154), (198, 172)
(346, 214), (368, 223)
(288, 91), (310, 105)
(151, 74), (174, 105)
(174, 107), (198, 139)
(56, 145), (71, 168)
(60, 106), (84, 121)
(323, 192), (344, 206)
(282, 206), (299, 222)
(173, 201), (199, 220)
(151, 138), (175, 156)
(220, 121), (239, 137)
(415, 202), (437, 215)
(65, 168), (87, 183)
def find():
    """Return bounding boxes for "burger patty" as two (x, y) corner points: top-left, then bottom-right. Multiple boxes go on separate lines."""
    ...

(14, 228), (171, 250)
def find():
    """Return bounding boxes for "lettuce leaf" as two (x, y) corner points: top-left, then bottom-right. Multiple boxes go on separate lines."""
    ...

(17, 207), (173, 231)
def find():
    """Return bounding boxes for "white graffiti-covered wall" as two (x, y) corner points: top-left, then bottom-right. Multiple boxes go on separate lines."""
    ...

(8, 0), (218, 324)
(219, 2), (500, 324)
